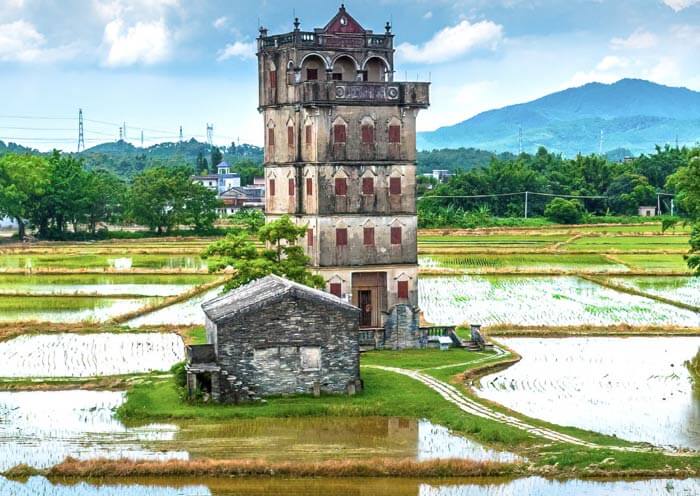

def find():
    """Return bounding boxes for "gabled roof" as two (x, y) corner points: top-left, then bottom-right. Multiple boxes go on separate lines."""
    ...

(202, 274), (359, 324)
(322, 4), (365, 34)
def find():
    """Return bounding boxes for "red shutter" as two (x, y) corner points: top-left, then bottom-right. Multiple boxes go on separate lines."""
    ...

(269, 70), (277, 88)
(389, 177), (402, 195)
(389, 125), (401, 143)
(305, 125), (312, 144)
(335, 178), (347, 196)
(362, 177), (374, 195)
(307, 228), (314, 247)
(288, 178), (295, 196)
(391, 226), (402, 245)
(336, 228), (347, 246)
(287, 126), (294, 148)
(269, 179), (275, 196)
(268, 128), (275, 147)
(333, 124), (346, 143)
(306, 177), (313, 196)
(307, 68), (318, 80)
(397, 280), (409, 299)
(361, 124), (374, 144)
(363, 227), (374, 246)
(330, 283), (341, 297)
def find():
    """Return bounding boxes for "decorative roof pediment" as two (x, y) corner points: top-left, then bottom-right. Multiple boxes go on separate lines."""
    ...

(323, 5), (365, 34)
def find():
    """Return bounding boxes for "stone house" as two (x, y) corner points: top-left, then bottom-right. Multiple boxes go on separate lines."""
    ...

(186, 274), (362, 403)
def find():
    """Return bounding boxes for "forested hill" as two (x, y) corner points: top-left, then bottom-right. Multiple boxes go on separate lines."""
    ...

(418, 79), (700, 156)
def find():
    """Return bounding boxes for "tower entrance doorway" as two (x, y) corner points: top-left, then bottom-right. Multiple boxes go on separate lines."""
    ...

(352, 272), (387, 328)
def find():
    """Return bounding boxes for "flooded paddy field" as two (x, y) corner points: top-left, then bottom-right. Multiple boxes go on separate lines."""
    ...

(0, 274), (215, 297)
(608, 276), (700, 308)
(419, 254), (627, 273)
(1, 476), (699, 495)
(127, 287), (223, 326)
(419, 275), (700, 327)
(0, 295), (161, 323)
(476, 337), (700, 449)
(0, 332), (184, 377)
(563, 234), (690, 252)
(0, 254), (207, 271)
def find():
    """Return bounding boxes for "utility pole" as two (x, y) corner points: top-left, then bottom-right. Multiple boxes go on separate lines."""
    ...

(524, 191), (529, 219)
(657, 193), (662, 216)
(518, 126), (523, 155)
(179, 125), (184, 142)
(77, 108), (85, 152)
(140, 130), (144, 147)
(118, 126), (123, 141)
(123, 121), (127, 141)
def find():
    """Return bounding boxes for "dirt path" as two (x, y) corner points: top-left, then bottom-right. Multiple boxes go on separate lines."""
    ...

(366, 364), (685, 455)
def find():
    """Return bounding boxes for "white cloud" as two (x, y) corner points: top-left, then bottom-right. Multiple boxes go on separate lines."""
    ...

(217, 40), (256, 61)
(93, 0), (180, 20)
(0, 20), (77, 62)
(423, 11), (433, 19)
(596, 55), (629, 71)
(213, 16), (228, 29)
(610, 29), (658, 50)
(103, 18), (171, 66)
(662, 0), (699, 11)
(396, 19), (503, 64)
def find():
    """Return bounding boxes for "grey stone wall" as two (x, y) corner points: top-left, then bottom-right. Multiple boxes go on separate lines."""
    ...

(384, 304), (422, 350)
(213, 295), (360, 402)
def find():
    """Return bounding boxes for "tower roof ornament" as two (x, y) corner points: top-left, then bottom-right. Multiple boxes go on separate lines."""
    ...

(294, 17), (300, 31)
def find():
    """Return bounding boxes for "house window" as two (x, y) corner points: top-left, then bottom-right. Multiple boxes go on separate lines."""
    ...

(333, 124), (346, 144)
(300, 347), (321, 370)
(335, 177), (347, 196)
(307, 228), (314, 247)
(361, 124), (374, 144)
(389, 125), (401, 143)
(362, 177), (374, 195)
(363, 227), (374, 246)
(391, 226), (402, 245)
(269, 179), (275, 196)
(332, 73), (342, 81)
(389, 177), (401, 195)
(330, 283), (342, 297)
(267, 128), (275, 147)
(397, 280), (409, 299)
(306, 68), (318, 80)
(306, 177), (313, 196)
(287, 126), (294, 149)
(336, 228), (347, 246)
(305, 124), (312, 144)
(288, 178), (295, 196)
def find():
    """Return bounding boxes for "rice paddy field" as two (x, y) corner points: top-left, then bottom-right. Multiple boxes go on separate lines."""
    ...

(419, 275), (700, 328)
(419, 254), (629, 273)
(0, 254), (207, 271)
(607, 276), (700, 308)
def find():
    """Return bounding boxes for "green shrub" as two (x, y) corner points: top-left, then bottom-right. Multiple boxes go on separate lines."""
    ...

(545, 198), (584, 224)
(171, 361), (187, 389)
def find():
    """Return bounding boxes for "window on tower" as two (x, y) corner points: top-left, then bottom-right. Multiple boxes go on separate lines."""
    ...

(391, 226), (402, 245)
(333, 124), (346, 144)
(362, 177), (374, 195)
(361, 124), (375, 144)
(306, 177), (313, 196)
(288, 178), (295, 196)
(287, 126), (294, 149)
(336, 228), (348, 246)
(389, 125), (401, 143)
(397, 280), (409, 299)
(267, 128), (275, 147)
(307, 228), (314, 247)
(389, 177), (402, 195)
(363, 227), (374, 246)
(305, 124), (312, 144)
(330, 282), (342, 297)
(306, 68), (318, 80)
(269, 179), (275, 196)
(269, 70), (277, 88)
(334, 177), (347, 196)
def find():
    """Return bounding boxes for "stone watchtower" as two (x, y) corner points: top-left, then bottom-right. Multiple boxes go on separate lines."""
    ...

(257, 5), (429, 330)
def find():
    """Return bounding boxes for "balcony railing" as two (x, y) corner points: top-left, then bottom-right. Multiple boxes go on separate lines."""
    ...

(296, 81), (429, 107)
(260, 32), (392, 50)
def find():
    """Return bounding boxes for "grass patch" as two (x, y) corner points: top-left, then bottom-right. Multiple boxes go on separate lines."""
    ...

(564, 235), (690, 252)
(0, 273), (215, 286)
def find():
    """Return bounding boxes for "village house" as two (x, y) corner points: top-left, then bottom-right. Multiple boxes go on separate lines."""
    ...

(186, 274), (362, 403)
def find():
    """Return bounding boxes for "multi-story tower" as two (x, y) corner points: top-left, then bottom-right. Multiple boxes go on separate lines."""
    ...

(257, 5), (429, 329)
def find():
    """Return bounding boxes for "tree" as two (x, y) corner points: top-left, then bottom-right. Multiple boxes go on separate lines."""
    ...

(195, 152), (209, 174)
(0, 154), (48, 240)
(202, 215), (324, 291)
(667, 152), (700, 220)
(544, 198), (584, 224)
(84, 169), (126, 234)
(231, 158), (263, 186)
(605, 172), (656, 215)
(211, 147), (223, 168)
(229, 208), (265, 233)
(688, 223), (700, 275)
(184, 182), (222, 232)
(127, 166), (191, 233)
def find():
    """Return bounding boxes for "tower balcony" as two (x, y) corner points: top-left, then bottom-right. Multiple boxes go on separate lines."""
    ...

(296, 81), (430, 108)
(260, 31), (392, 50)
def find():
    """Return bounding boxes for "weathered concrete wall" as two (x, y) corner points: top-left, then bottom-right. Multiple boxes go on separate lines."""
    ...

(384, 304), (422, 350)
(213, 295), (360, 402)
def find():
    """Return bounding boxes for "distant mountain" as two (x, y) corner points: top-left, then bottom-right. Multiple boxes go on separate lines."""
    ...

(418, 79), (700, 156)
(0, 140), (36, 155)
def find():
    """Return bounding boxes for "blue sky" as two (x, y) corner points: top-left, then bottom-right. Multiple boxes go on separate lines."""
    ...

(1, 0), (699, 151)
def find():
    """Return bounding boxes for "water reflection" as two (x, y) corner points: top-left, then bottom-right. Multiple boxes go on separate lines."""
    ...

(1, 476), (699, 496)
(127, 287), (223, 326)
(476, 337), (700, 449)
(0, 390), (186, 470)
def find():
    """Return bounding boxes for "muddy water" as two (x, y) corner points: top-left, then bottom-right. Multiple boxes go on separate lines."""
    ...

(0, 333), (185, 377)
(165, 417), (521, 463)
(1, 476), (699, 495)
(477, 337), (700, 449)
(0, 390), (185, 470)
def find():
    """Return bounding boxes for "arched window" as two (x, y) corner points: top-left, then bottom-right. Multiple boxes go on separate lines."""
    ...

(360, 116), (375, 145)
(363, 57), (389, 82)
(300, 54), (326, 81)
(331, 55), (359, 81)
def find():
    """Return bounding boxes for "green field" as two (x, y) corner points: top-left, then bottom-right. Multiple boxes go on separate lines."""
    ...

(419, 234), (568, 250)
(0, 254), (207, 270)
(420, 253), (625, 272)
(563, 235), (690, 251)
